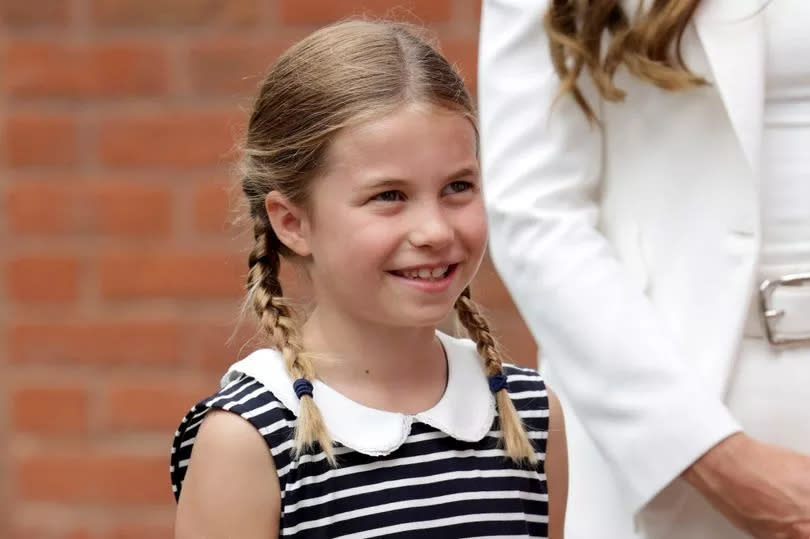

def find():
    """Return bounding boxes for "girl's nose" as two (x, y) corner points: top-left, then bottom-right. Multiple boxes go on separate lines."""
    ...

(408, 206), (454, 248)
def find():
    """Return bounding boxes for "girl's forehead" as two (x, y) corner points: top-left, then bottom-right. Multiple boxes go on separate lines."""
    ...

(324, 104), (478, 170)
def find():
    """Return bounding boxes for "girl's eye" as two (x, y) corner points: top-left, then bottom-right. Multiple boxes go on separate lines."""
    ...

(371, 190), (405, 203)
(443, 180), (474, 195)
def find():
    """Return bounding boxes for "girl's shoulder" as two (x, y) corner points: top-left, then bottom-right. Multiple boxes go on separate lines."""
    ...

(498, 362), (551, 461)
(500, 362), (550, 420)
(502, 362), (547, 395)
(170, 349), (297, 502)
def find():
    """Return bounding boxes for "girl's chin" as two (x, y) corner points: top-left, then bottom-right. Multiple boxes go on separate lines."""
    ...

(384, 304), (458, 330)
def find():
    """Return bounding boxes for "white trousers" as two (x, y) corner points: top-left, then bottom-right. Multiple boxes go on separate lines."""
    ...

(557, 337), (810, 539)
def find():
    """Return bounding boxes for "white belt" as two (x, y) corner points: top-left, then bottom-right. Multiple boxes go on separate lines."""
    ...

(744, 272), (810, 346)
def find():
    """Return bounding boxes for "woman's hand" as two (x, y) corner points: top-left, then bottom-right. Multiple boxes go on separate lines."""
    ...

(684, 432), (810, 539)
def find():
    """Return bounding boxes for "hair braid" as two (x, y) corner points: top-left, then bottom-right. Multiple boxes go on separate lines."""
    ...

(455, 287), (537, 465)
(247, 217), (336, 464)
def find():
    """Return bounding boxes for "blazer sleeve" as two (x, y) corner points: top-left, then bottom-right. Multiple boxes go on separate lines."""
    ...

(478, 0), (741, 513)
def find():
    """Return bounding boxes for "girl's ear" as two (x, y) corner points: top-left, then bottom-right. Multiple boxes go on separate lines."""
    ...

(264, 191), (312, 257)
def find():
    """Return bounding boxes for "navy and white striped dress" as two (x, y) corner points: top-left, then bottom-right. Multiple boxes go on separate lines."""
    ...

(170, 332), (550, 538)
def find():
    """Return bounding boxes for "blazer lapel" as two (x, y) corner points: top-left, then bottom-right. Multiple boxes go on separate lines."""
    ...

(693, 0), (765, 175)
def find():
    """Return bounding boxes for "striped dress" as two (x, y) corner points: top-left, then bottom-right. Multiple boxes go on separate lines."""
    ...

(170, 332), (550, 538)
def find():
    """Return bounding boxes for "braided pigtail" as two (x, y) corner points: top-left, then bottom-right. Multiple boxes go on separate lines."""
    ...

(454, 287), (537, 465)
(247, 218), (336, 465)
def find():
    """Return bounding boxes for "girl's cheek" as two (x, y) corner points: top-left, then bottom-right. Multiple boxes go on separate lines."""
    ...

(349, 228), (401, 259)
(460, 204), (489, 245)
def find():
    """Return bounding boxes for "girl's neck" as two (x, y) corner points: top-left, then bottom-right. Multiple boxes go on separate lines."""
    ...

(301, 306), (448, 414)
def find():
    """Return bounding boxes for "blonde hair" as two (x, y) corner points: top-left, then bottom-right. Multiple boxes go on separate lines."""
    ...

(241, 20), (536, 466)
(545, 0), (705, 120)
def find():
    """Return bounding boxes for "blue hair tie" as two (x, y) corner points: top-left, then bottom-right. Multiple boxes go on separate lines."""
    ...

(293, 378), (314, 399)
(488, 374), (507, 393)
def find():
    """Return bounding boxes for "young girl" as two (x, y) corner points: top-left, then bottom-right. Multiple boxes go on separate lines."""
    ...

(170, 20), (567, 539)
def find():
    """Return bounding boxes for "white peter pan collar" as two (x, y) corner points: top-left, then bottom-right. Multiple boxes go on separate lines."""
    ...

(220, 331), (495, 456)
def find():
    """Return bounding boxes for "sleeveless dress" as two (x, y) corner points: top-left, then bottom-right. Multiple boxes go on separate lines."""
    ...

(170, 331), (551, 538)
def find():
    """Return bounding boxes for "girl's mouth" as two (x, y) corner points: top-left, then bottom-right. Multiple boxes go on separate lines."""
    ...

(389, 263), (458, 281)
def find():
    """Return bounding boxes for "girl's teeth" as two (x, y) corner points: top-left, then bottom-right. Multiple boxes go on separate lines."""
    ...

(399, 266), (450, 280)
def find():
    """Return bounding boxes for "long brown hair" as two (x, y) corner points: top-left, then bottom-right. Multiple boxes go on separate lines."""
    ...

(545, 0), (706, 120)
(241, 20), (537, 466)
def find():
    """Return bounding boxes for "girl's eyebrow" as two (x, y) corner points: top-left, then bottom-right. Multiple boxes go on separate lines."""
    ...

(358, 166), (480, 192)
(360, 178), (409, 192)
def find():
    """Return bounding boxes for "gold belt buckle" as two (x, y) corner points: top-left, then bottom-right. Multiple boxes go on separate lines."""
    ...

(758, 272), (810, 346)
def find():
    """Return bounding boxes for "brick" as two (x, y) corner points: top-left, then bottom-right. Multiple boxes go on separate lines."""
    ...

(470, 253), (516, 310)
(89, 182), (171, 236)
(91, 0), (260, 27)
(186, 320), (260, 372)
(11, 386), (89, 434)
(187, 38), (294, 96)
(15, 454), (170, 504)
(279, 0), (454, 24)
(5, 41), (169, 99)
(98, 112), (243, 167)
(9, 523), (93, 539)
(8, 322), (182, 365)
(184, 265), (313, 372)
(6, 114), (78, 167)
(104, 524), (173, 539)
(5, 523), (161, 539)
(487, 309), (538, 368)
(192, 181), (234, 233)
(6, 255), (80, 302)
(5, 178), (172, 237)
(1, 0), (70, 27)
(103, 383), (213, 431)
(5, 180), (78, 235)
(98, 251), (244, 299)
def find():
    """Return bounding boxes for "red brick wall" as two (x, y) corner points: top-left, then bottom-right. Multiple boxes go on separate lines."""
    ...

(1, 1), (536, 537)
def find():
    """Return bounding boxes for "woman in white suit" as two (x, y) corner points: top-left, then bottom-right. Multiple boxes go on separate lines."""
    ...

(478, 0), (810, 538)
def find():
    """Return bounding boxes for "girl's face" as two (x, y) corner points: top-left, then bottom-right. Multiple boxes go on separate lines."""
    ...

(299, 104), (487, 329)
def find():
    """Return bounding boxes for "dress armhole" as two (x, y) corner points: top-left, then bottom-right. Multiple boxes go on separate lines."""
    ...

(169, 374), (296, 501)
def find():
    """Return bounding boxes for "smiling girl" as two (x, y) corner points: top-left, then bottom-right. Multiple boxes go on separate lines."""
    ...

(170, 20), (567, 539)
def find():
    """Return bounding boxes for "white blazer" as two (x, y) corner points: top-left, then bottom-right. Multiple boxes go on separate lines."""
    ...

(479, 0), (766, 517)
